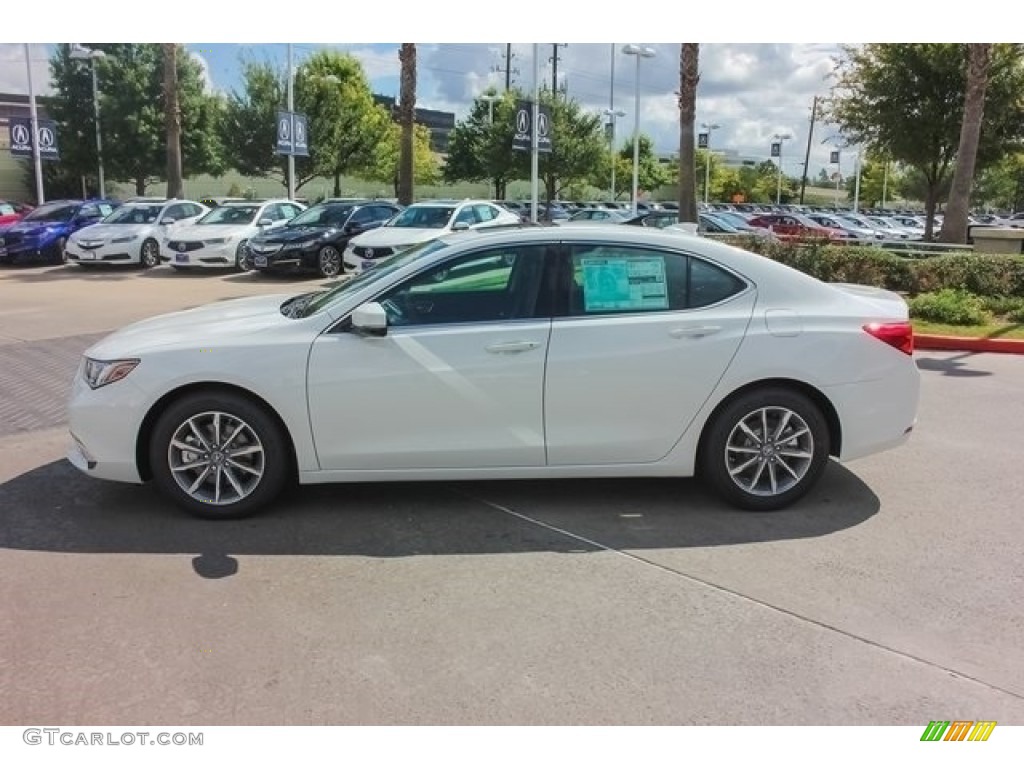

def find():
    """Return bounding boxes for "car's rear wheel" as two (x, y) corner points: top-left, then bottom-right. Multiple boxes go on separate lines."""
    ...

(140, 238), (160, 268)
(700, 388), (829, 511)
(317, 245), (342, 278)
(149, 392), (290, 519)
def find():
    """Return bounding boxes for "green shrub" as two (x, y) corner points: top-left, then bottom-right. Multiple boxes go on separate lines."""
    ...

(979, 295), (1024, 315)
(1007, 306), (1024, 323)
(908, 289), (989, 325)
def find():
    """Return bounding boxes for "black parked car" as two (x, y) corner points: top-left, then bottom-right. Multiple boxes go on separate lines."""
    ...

(246, 200), (402, 278)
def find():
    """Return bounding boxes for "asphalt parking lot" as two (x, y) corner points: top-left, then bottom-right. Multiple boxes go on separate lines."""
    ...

(1, 262), (1023, 725)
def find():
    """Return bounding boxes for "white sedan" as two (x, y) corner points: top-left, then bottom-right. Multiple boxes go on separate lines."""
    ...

(67, 226), (920, 519)
(159, 199), (305, 270)
(66, 199), (208, 267)
(342, 199), (520, 274)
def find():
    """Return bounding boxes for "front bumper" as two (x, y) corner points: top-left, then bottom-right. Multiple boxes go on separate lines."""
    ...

(160, 241), (236, 267)
(250, 244), (317, 272)
(67, 241), (137, 264)
(0, 240), (59, 262)
(66, 368), (148, 484)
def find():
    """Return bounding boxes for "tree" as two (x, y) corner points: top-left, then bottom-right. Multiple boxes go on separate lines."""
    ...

(972, 153), (1024, 210)
(938, 44), (993, 243)
(677, 43), (699, 222)
(826, 44), (1024, 239)
(443, 89), (524, 199)
(294, 50), (392, 196)
(397, 44), (417, 206)
(610, 135), (670, 199)
(221, 59), (291, 185)
(163, 43), (183, 198)
(537, 92), (609, 205)
(47, 44), (224, 195)
(368, 123), (440, 196)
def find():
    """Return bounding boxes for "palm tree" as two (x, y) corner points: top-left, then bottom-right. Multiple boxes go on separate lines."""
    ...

(163, 43), (183, 199)
(677, 44), (699, 223)
(398, 44), (417, 206)
(938, 44), (993, 243)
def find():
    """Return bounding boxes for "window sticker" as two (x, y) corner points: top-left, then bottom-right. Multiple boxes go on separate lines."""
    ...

(581, 256), (668, 312)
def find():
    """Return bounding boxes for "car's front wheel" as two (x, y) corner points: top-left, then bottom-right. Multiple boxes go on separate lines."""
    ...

(140, 238), (160, 268)
(54, 237), (67, 265)
(149, 392), (290, 519)
(235, 240), (250, 271)
(317, 245), (342, 278)
(700, 387), (830, 511)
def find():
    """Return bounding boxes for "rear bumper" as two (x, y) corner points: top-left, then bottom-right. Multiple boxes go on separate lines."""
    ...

(823, 363), (920, 462)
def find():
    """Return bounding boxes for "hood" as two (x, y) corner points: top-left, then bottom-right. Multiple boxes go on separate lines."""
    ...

(253, 225), (336, 245)
(85, 293), (296, 358)
(170, 223), (252, 241)
(5, 219), (68, 236)
(352, 226), (441, 249)
(72, 222), (153, 242)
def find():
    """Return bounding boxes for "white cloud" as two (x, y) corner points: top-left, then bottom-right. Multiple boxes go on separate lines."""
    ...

(189, 51), (216, 94)
(0, 44), (53, 95)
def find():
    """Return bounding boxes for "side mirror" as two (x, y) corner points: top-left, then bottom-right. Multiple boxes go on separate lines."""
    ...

(452, 221), (471, 231)
(351, 302), (388, 337)
(258, 218), (273, 227)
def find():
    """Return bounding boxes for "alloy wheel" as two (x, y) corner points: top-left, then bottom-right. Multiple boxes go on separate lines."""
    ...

(166, 410), (265, 506)
(723, 406), (815, 497)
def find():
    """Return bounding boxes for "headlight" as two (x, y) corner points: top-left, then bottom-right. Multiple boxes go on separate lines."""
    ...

(112, 235), (138, 244)
(82, 357), (140, 389)
(203, 238), (229, 245)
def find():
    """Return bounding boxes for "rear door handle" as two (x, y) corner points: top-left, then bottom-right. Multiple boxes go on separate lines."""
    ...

(669, 325), (721, 339)
(486, 341), (541, 354)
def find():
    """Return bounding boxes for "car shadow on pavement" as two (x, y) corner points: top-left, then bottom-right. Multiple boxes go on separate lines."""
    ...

(916, 352), (994, 377)
(0, 459), (878, 579)
(0, 264), (143, 281)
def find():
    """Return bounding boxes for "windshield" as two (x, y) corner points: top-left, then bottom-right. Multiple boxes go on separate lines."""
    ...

(0, 203), (15, 216)
(293, 238), (452, 318)
(199, 205), (260, 225)
(103, 204), (162, 224)
(24, 203), (77, 223)
(387, 205), (455, 229)
(287, 204), (352, 228)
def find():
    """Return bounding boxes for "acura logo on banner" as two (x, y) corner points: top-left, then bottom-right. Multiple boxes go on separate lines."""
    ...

(512, 100), (553, 153)
(770, 142), (781, 158)
(8, 117), (60, 160)
(698, 132), (709, 149)
(830, 150), (840, 164)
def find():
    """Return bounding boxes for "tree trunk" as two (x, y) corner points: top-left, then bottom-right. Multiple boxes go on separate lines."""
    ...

(938, 44), (992, 243)
(397, 44), (417, 206)
(333, 173), (341, 198)
(677, 44), (700, 223)
(135, 175), (147, 196)
(924, 183), (939, 240)
(163, 43), (183, 199)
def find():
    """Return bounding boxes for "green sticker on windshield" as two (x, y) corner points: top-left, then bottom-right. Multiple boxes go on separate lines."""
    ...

(581, 256), (668, 312)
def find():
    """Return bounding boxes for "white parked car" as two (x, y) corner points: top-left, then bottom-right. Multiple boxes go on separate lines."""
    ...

(67, 226), (920, 520)
(159, 199), (305, 270)
(66, 199), (209, 267)
(342, 199), (520, 274)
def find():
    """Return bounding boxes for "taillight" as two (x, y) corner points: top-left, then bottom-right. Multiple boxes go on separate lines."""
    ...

(863, 321), (914, 355)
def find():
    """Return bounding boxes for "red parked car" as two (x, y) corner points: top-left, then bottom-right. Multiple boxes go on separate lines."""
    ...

(747, 213), (847, 242)
(0, 200), (33, 230)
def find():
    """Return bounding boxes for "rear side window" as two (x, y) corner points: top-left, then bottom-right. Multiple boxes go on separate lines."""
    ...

(688, 258), (746, 309)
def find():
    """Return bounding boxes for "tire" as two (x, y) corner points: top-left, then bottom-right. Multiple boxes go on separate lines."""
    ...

(317, 245), (342, 278)
(149, 391), (290, 519)
(140, 238), (160, 268)
(699, 387), (830, 511)
(235, 240), (250, 271)
(54, 237), (67, 265)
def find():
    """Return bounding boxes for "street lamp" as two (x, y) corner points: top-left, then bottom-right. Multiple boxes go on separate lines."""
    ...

(772, 132), (792, 205)
(622, 44), (655, 215)
(700, 122), (721, 206)
(70, 44), (107, 197)
(480, 92), (500, 124)
(603, 108), (625, 201)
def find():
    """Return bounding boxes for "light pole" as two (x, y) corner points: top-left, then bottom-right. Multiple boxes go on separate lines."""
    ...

(622, 44), (655, 215)
(700, 122), (720, 205)
(603, 108), (625, 201)
(772, 132), (792, 205)
(70, 44), (107, 197)
(480, 92), (500, 124)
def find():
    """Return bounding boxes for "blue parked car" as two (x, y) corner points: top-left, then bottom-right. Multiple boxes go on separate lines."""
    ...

(0, 199), (118, 265)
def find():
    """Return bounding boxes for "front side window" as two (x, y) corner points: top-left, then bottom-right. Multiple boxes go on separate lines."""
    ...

(375, 244), (550, 327)
(387, 205), (455, 229)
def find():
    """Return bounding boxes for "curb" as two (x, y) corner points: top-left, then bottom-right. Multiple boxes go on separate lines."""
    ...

(915, 333), (1024, 355)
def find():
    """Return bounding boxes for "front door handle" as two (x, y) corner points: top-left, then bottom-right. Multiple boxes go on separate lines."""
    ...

(486, 340), (541, 354)
(669, 325), (721, 339)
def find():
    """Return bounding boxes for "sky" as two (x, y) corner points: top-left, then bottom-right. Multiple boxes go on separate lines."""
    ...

(0, 2), (985, 182)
